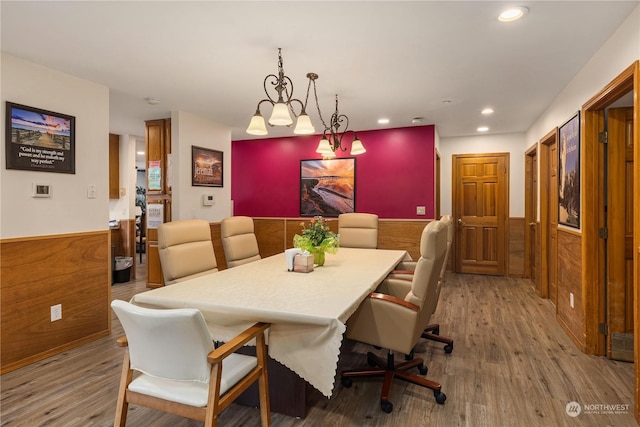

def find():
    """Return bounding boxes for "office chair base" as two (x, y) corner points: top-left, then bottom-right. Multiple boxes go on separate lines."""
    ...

(423, 324), (454, 354)
(341, 350), (446, 412)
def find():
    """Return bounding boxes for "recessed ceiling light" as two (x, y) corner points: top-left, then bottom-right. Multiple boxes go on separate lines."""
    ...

(137, 151), (145, 155)
(477, 126), (489, 132)
(481, 108), (494, 115)
(412, 117), (424, 124)
(378, 118), (390, 125)
(498, 6), (528, 22)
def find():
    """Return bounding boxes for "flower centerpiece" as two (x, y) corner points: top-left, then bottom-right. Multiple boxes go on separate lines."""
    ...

(293, 216), (339, 266)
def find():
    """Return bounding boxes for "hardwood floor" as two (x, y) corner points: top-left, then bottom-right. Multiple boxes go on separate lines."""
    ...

(1, 260), (636, 426)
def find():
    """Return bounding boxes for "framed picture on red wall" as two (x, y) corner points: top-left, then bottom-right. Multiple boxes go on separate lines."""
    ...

(300, 158), (355, 217)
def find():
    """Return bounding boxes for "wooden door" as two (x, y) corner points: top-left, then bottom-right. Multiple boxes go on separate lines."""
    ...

(548, 140), (559, 305)
(453, 153), (509, 275)
(525, 145), (538, 283)
(607, 107), (634, 361)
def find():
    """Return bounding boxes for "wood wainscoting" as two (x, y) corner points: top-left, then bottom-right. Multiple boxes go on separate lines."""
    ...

(509, 217), (525, 278)
(1, 231), (111, 374)
(556, 228), (584, 350)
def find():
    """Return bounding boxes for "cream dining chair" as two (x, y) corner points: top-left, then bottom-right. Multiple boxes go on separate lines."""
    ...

(341, 220), (448, 413)
(389, 215), (455, 354)
(111, 300), (271, 427)
(157, 219), (218, 285)
(220, 216), (261, 268)
(337, 212), (379, 249)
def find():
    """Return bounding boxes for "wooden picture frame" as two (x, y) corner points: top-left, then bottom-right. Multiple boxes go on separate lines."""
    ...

(300, 158), (355, 217)
(558, 112), (580, 228)
(5, 102), (75, 174)
(191, 146), (223, 187)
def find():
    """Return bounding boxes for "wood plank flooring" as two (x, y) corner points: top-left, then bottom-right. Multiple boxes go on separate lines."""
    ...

(1, 261), (636, 426)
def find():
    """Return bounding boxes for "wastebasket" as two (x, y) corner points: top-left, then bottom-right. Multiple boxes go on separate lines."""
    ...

(114, 256), (133, 283)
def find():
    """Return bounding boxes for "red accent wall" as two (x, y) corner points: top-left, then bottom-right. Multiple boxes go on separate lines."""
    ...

(231, 125), (435, 219)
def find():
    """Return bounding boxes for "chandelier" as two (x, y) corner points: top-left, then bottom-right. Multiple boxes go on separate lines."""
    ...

(314, 94), (366, 157)
(246, 48), (315, 136)
(246, 48), (366, 156)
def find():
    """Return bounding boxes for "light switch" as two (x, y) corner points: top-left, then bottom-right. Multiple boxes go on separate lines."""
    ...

(87, 185), (97, 199)
(416, 206), (426, 215)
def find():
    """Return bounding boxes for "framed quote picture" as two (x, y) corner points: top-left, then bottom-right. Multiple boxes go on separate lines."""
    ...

(192, 146), (223, 187)
(558, 112), (580, 228)
(5, 102), (75, 174)
(300, 158), (355, 217)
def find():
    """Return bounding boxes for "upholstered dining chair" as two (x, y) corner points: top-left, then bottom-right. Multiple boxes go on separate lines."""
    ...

(388, 215), (455, 354)
(337, 212), (379, 249)
(111, 300), (271, 427)
(220, 216), (261, 268)
(158, 219), (218, 285)
(341, 220), (448, 413)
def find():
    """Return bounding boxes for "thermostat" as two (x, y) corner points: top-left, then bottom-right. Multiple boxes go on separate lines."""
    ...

(202, 194), (215, 206)
(32, 183), (51, 198)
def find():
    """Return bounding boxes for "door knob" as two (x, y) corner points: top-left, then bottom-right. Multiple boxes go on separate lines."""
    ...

(529, 222), (536, 226)
(457, 218), (464, 226)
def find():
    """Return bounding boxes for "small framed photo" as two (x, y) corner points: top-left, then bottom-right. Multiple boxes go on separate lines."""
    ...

(192, 146), (223, 187)
(558, 112), (580, 228)
(5, 102), (75, 174)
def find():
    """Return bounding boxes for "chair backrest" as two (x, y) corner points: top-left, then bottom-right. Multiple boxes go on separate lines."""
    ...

(221, 216), (261, 268)
(338, 213), (379, 249)
(158, 219), (218, 285)
(406, 220), (448, 335)
(111, 299), (214, 382)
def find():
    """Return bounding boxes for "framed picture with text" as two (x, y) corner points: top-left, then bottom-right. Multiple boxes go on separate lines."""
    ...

(5, 102), (75, 174)
(558, 112), (580, 228)
(300, 158), (355, 217)
(192, 146), (223, 187)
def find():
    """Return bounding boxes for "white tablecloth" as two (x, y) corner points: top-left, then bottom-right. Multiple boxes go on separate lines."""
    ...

(131, 247), (407, 397)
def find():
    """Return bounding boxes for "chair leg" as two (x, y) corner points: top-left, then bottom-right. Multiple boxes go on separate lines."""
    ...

(114, 352), (133, 427)
(341, 349), (446, 413)
(422, 323), (454, 353)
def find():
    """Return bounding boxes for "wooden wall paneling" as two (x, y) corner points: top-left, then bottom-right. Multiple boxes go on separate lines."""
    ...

(209, 222), (227, 271)
(556, 229), (584, 351)
(633, 60), (640, 425)
(378, 220), (430, 261)
(1, 232), (111, 373)
(254, 218), (286, 258)
(508, 217), (525, 277)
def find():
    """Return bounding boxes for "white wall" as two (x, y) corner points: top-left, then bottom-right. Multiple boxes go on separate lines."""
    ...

(439, 132), (528, 217)
(171, 110), (232, 222)
(1, 53), (110, 238)
(526, 5), (639, 222)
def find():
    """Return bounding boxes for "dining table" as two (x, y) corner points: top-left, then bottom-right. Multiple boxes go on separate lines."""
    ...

(131, 247), (408, 413)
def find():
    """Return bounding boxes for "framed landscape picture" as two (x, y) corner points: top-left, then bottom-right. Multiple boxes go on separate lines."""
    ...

(192, 146), (223, 187)
(558, 112), (580, 228)
(300, 158), (355, 217)
(5, 102), (75, 173)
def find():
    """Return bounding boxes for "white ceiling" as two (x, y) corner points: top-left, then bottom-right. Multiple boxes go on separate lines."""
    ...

(2, 1), (638, 143)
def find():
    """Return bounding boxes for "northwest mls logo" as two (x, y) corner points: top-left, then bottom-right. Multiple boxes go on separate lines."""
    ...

(566, 401), (581, 417)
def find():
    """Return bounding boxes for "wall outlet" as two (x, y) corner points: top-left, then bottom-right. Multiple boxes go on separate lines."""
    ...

(51, 304), (62, 322)
(570, 293), (574, 309)
(416, 206), (426, 215)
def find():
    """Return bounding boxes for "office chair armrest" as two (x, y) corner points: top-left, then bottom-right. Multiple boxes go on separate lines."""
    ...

(116, 336), (128, 347)
(368, 292), (419, 312)
(207, 322), (270, 364)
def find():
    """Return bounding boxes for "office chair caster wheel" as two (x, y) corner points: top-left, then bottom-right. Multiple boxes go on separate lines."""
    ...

(381, 400), (393, 413)
(444, 343), (453, 354)
(341, 377), (352, 388)
(434, 390), (446, 404)
(405, 350), (414, 361)
(418, 364), (428, 375)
